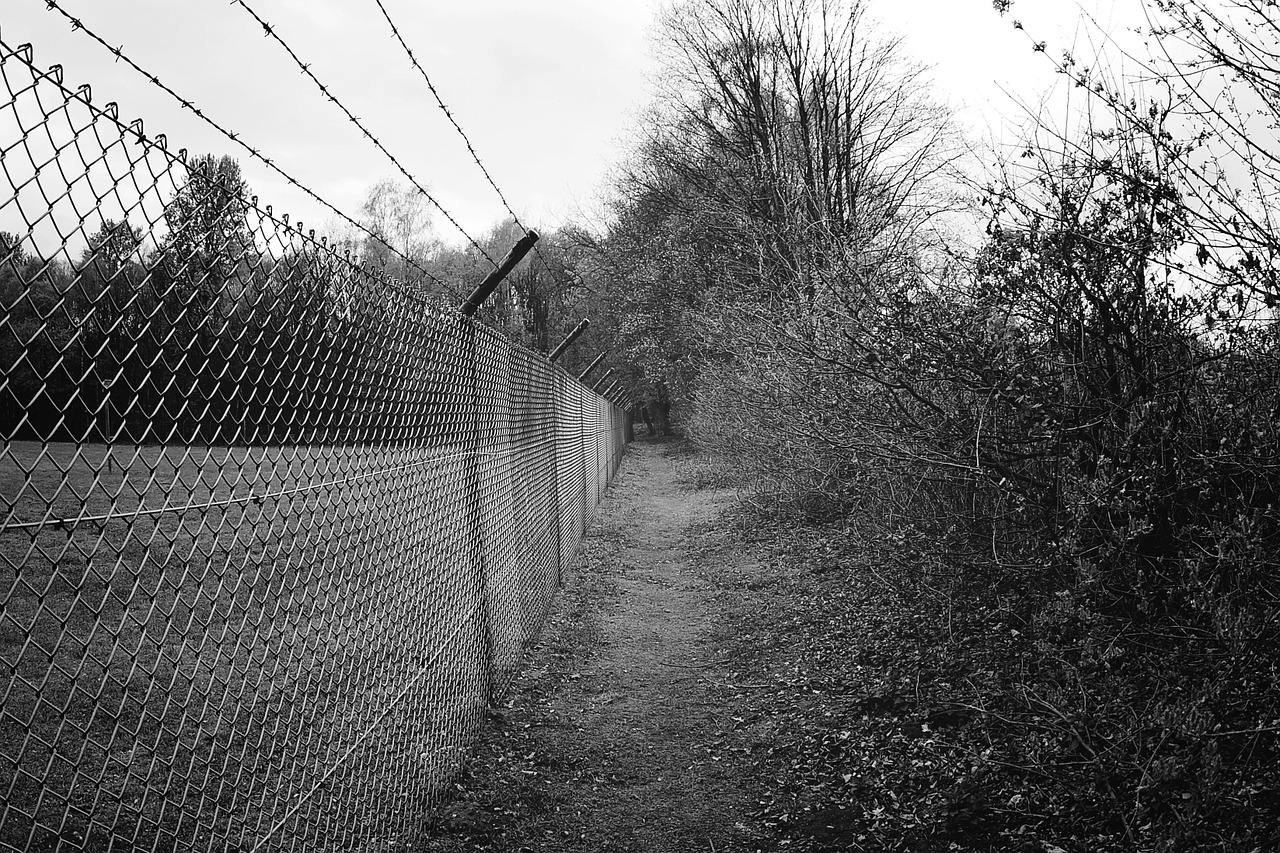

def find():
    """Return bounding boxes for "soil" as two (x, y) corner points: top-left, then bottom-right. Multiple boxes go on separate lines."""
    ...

(422, 438), (769, 852)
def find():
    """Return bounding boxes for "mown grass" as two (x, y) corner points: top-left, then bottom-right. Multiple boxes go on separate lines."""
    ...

(0, 441), (501, 851)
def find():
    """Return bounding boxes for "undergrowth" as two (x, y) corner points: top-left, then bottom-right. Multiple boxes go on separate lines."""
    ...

(713, 506), (1280, 853)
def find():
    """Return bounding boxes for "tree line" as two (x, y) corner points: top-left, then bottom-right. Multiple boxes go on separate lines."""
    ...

(0, 156), (614, 445)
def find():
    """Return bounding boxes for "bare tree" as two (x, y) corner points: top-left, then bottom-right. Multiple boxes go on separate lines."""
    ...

(640, 0), (961, 304)
(359, 178), (437, 282)
(995, 0), (1280, 315)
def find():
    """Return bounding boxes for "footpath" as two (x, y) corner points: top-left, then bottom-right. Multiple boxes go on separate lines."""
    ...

(423, 439), (768, 852)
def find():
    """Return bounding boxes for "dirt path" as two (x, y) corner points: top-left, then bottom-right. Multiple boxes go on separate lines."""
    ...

(424, 439), (764, 852)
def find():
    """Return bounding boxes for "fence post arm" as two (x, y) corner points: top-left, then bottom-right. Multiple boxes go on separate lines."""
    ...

(549, 318), (590, 362)
(577, 352), (607, 382)
(458, 230), (539, 316)
(592, 368), (615, 392)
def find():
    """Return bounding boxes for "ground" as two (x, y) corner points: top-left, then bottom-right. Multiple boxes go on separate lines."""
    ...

(420, 438), (1280, 853)
(421, 438), (770, 852)
(418, 437), (999, 853)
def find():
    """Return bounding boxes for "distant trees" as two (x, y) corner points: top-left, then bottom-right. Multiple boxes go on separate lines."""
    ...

(2, 156), (598, 444)
(592, 0), (960, 444)
(359, 177), (438, 282)
(586, 183), (704, 426)
(0, 233), (74, 438)
(77, 220), (150, 341)
(0, 159), (422, 443)
(160, 154), (255, 317)
(1, 232), (65, 317)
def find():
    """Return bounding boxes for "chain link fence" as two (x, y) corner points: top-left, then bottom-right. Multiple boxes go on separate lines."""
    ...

(1, 36), (628, 852)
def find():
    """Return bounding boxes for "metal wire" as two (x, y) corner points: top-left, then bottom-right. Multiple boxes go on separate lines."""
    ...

(227, 0), (499, 268)
(35, 0), (457, 298)
(369, 0), (519, 225)
(0, 33), (629, 853)
(367, 0), (581, 306)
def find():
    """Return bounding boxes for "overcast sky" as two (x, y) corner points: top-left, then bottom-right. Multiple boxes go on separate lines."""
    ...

(2, 0), (1146, 250)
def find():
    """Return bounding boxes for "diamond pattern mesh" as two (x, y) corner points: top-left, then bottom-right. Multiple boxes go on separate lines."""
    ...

(0, 37), (628, 852)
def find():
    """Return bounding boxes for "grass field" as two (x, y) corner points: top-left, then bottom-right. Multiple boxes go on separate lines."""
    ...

(0, 439), (565, 851)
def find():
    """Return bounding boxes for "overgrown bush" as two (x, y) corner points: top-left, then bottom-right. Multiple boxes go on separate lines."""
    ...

(684, 125), (1280, 846)
(599, 0), (1280, 846)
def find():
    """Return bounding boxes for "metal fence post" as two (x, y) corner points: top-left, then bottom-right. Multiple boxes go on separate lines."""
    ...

(577, 351), (606, 382)
(458, 230), (539, 316)
(548, 318), (589, 362)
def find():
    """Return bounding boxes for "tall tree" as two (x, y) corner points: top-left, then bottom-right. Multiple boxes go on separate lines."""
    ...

(359, 178), (438, 285)
(640, 0), (957, 304)
(153, 154), (258, 440)
(600, 0), (959, 426)
(160, 154), (254, 312)
(76, 219), (150, 338)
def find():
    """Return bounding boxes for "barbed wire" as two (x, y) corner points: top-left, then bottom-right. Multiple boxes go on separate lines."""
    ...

(228, 0), (499, 269)
(368, 0), (525, 234)
(367, 0), (580, 317)
(35, 0), (458, 295)
(34, 0), (459, 297)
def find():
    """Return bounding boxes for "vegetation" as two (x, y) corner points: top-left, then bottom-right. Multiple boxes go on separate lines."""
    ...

(0, 160), (611, 442)
(4, 0), (1278, 845)
(571, 0), (1280, 849)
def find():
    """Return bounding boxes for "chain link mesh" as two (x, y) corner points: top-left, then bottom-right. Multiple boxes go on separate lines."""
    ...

(0, 37), (628, 852)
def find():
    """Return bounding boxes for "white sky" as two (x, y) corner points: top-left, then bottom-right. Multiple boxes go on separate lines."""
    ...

(2, 0), (1149, 250)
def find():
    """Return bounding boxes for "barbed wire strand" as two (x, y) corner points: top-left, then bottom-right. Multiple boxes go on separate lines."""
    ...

(369, 0), (524, 232)
(34, 0), (460, 297)
(368, 0), (580, 310)
(227, 0), (499, 269)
